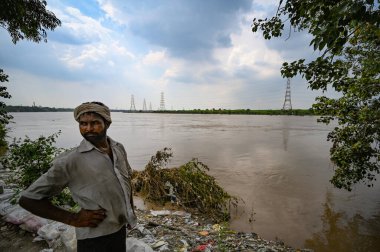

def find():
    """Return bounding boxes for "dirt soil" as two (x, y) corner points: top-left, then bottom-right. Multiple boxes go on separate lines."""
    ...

(0, 218), (50, 252)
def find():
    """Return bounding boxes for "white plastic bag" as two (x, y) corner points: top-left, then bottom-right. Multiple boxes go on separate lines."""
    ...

(19, 214), (49, 232)
(0, 189), (15, 202)
(0, 200), (18, 216)
(37, 221), (71, 248)
(37, 221), (66, 240)
(125, 237), (154, 252)
(2, 205), (31, 225)
(150, 210), (171, 216)
(60, 226), (76, 252)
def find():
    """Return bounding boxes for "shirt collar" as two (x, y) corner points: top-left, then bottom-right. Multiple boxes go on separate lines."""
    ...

(78, 136), (117, 153)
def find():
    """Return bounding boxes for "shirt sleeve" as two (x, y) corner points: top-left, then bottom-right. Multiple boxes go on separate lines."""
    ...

(21, 155), (70, 200)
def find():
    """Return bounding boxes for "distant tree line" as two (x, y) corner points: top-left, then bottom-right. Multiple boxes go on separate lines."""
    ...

(6, 105), (73, 112)
(154, 108), (314, 116)
(6, 105), (314, 115)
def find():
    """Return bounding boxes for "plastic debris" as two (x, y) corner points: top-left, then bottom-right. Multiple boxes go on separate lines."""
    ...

(60, 226), (76, 252)
(150, 210), (172, 216)
(151, 240), (167, 249)
(3, 206), (31, 225)
(0, 200), (18, 216)
(19, 214), (49, 233)
(212, 224), (221, 232)
(198, 230), (209, 236)
(0, 189), (15, 202)
(125, 237), (154, 252)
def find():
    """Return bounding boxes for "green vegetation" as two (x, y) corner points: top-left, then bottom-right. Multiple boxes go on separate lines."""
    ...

(2, 131), (63, 189)
(0, 124), (8, 155)
(132, 148), (239, 222)
(252, 0), (379, 191)
(0, 70), (13, 125)
(6, 105), (73, 112)
(0, 0), (61, 44)
(1, 131), (75, 206)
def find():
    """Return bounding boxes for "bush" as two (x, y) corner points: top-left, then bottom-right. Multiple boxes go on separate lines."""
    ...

(1, 131), (75, 206)
(0, 124), (8, 156)
(132, 148), (239, 222)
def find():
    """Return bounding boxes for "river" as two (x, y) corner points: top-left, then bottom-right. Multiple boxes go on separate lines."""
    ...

(7, 112), (380, 251)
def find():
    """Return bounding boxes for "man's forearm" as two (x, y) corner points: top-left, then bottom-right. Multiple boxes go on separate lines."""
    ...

(19, 196), (107, 227)
(19, 196), (75, 225)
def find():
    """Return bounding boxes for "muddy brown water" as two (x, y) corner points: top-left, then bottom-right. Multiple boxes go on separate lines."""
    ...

(8, 112), (380, 251)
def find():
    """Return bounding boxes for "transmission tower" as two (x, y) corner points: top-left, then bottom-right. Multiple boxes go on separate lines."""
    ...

(159, 92), (166, 110)
(142, 98), (147, 111)
(130, 95), (136, 111)
(282, 78), (292, 110)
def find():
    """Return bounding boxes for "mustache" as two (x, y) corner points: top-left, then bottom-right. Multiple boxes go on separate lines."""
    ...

(84, 133), (100, 137)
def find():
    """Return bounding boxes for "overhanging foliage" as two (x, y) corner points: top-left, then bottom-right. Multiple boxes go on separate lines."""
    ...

(252, 0), (379, 190)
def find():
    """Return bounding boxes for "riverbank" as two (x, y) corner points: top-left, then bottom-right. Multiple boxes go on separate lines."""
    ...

(0, 206), (311, 252)
(0, 159), (312, 252)
(0, 150), (311, 251)
(0, 181), (306, 251)
(0, 184), (309, 251)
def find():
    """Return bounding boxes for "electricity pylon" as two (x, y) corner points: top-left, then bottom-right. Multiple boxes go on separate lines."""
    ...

(130, 95), (136, 111)
(282, 78), (292, 110)
(159, 92), (166, 110)
(142, 98), (147, 111)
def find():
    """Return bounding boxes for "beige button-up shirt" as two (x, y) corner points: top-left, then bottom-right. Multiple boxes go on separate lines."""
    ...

(21, 137), (137, 239)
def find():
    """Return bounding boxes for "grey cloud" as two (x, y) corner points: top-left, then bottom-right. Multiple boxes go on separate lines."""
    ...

(49, 30), (93, 45)
(216, 34), (232, 47)
(202, 69), (230, 83)
(233, 66), (257, 79)
(116, 0), (252, 60)
(165, 65), (231, 86)
(0, 33), (108, 82)
(169, 73), (198, 84)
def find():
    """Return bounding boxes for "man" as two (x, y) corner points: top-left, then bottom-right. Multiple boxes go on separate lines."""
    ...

(19, 101), (137, 251)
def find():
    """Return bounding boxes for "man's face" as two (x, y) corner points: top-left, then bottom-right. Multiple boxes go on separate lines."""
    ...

(79, 112), (108, 144)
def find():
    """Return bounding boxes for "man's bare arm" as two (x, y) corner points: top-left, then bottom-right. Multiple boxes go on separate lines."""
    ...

(19, 196), (107, 227)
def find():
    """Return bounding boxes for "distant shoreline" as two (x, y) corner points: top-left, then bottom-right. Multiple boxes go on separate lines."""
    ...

(6, 105), (314, 116)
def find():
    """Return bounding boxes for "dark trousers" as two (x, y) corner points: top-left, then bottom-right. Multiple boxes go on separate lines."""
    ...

(77, 226), (126, 252)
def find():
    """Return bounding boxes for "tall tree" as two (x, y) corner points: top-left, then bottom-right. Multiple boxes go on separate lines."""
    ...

(0, 0), (61, 124)
(252, 0), (379, 191)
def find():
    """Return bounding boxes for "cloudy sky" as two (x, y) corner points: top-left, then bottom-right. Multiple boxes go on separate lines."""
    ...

(0, 0), (331, 110)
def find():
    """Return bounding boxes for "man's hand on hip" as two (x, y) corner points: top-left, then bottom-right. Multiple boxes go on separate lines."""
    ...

(69, 208), (107, 227)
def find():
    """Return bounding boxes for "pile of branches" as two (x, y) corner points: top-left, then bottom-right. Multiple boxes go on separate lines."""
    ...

(131, 148), (238, 222)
